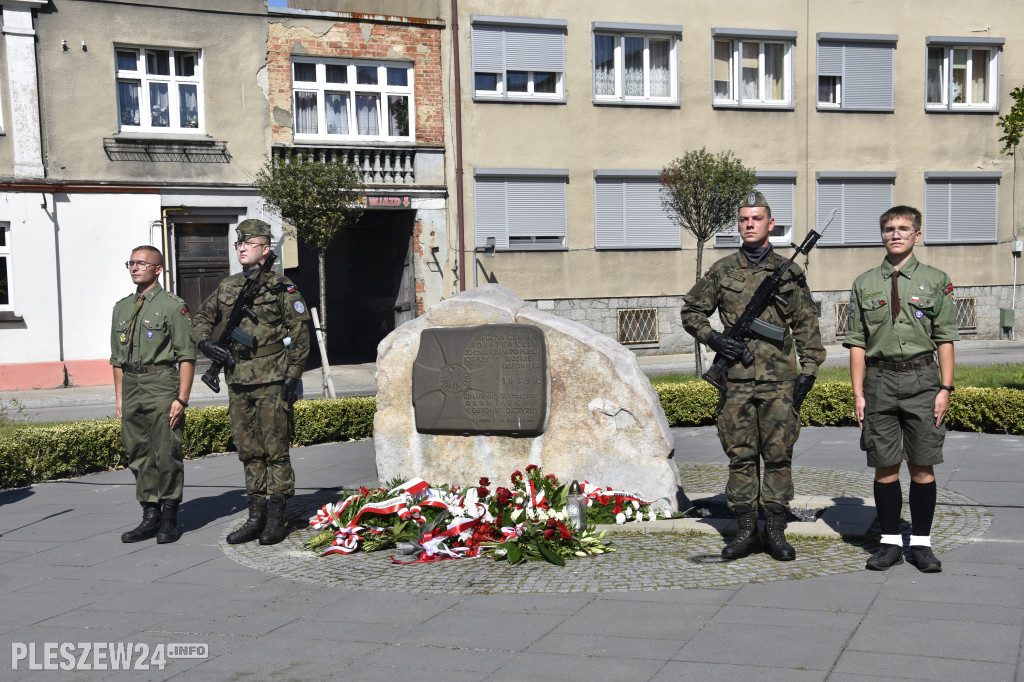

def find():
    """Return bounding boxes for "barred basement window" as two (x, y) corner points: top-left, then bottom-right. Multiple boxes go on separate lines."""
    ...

(954, 296), (976, 329)
(617, 308), (658, 344)
(835, 301), (851, 336)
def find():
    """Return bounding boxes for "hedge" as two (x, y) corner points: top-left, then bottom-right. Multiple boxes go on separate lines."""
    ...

(1, 385), (1021, 490)
(0, 396), (375, 490)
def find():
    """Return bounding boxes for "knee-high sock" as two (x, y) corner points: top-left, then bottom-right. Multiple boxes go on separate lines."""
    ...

(909, 480), (937, 538)
(873, 480), (903, 537)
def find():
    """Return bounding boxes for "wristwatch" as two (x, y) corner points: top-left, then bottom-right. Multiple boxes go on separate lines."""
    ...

(939, 385), (955, 393)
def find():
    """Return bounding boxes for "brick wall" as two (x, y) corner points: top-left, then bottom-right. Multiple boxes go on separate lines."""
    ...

(268, 20), (443, 145)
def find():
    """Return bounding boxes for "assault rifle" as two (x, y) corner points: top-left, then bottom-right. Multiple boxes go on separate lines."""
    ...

(702, 208), (838, 391)
(200, 251), (277, 393)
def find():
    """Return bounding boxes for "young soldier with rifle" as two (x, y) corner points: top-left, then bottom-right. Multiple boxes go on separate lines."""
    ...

(192, 219), (310, 545)
(681, 192), (826, 561)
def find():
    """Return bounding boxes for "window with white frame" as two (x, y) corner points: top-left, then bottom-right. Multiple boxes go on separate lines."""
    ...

(0, 222), (12, 310)
(712, 28), (795, 108)
(815, 173), (895, 246)
(291, 59), (414, 141)
(594, 172), (679, 249)
(474, 170), (568, 250)
(924, 172), (999, 244)
(925, 38), (1002, 111)
(592, 22), (679, 105)
(471, 16), (566, 102)
(115, 47), (202, 132)
(715, 174), (797, 248)
(816, 34), (896, 111)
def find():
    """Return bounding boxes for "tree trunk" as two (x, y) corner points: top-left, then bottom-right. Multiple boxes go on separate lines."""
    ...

(693, 239), (705, 377)
(318, 251), (327, 354)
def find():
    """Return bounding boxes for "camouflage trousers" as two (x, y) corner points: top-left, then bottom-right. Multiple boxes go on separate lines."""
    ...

(120, 367), (184, 503)
(716, 379), (800, 511)
(228, 382), (295, 501)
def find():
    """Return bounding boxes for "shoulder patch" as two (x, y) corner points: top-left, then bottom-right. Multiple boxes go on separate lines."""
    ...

(294, 300), (305, 314)
(944, 282), (954, 296)
(287, 284), (296, 293)
(180, 304), (189, 316)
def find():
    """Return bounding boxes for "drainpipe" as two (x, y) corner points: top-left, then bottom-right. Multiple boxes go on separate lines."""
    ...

(451, 0), (466, 291)
(161, 208), (183, 292)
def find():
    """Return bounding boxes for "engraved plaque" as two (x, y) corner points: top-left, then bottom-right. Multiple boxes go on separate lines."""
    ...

(412, 325), (548, 435)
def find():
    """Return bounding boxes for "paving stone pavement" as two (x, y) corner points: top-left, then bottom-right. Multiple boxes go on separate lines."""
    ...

(1, 426), (1023, 681)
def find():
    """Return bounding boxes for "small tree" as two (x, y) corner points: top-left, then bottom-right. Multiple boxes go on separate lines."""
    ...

(660, 147), (756, 375)
(253, 151), (365, 355)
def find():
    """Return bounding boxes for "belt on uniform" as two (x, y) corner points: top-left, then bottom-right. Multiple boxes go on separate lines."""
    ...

(865, 354), (935, 372)
(121, 363), (171, 375)
(231, 340), (286, 359)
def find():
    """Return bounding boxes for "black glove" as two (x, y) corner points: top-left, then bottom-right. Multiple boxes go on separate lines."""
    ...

(282, 376), (301, 404)
(793, 374), (816, 412)
(198, 339), (234, 366)
(706, 331), (746, 363)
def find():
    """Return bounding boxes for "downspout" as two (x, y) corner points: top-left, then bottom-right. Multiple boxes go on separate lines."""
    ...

(451, 0), (466, 291)
(161, 207), (183, 292)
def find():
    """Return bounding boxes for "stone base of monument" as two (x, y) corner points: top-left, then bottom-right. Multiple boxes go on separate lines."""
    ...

(374, 284), (684, 511)
(594, 492), (877, 539)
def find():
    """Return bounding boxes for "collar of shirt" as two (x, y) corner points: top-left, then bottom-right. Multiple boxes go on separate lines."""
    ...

(880, 254), (919, 280)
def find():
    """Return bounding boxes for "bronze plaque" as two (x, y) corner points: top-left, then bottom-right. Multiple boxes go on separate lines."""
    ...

(412, 325), (548, 435)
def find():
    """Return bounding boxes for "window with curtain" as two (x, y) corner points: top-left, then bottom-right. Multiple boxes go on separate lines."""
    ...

(115, 46), (203, 132)
(925, 39), (1001, 111)
(592, 24), (679, 105)
(816, 36), (896, 112)
(291, 59), (414, 141)
(712, 31), (794, 108)
(471, 18), (566, 101)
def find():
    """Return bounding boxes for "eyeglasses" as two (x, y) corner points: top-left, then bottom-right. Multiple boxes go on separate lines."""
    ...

(125, 260), (156, 270)
(235, 240), (268, 250)
(882, 227), (916, 239)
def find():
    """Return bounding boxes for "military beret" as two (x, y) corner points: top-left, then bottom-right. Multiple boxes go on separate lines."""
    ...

(739, 190), (770, 212)
(236, 219), (272, 240)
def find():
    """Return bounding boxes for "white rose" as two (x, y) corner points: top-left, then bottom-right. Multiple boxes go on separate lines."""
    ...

(615, 512), (626, 525)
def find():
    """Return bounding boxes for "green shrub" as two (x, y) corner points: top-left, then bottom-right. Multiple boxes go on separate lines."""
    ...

(293, 396), (376, 444)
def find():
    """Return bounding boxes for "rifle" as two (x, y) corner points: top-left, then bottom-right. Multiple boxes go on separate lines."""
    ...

(702, 208), (838, 391)
(200, 251), (277, 393)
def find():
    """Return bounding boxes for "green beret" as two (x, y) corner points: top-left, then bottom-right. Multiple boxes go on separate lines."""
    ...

(739, 190), (770, 211)
(236, 219), (271, 241)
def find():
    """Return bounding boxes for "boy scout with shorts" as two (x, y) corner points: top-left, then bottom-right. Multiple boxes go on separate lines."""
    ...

(844, 206), (958, 572)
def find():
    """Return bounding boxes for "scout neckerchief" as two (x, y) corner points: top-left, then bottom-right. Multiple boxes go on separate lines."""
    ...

(124, 292), (145, 361)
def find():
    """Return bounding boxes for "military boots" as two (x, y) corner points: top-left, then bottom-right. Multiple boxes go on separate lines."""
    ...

(259, 495), (290, 545)
(721, 503), (763, 560)
(763, 503), (796, 561)
(121, 502), (161, 543)
(156, 499), (182, 544)
(227, 494), (267, 544)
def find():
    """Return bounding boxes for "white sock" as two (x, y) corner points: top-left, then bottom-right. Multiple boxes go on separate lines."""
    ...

(880, 534), (903, 546)
(909, 535), (931, 547)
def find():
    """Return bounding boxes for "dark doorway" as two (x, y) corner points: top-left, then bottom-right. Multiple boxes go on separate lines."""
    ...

(174, 223), (230, 314)
(289, 210), (415, 363)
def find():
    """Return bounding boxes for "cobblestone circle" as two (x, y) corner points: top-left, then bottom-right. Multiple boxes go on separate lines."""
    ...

(220, 464), (991, 594)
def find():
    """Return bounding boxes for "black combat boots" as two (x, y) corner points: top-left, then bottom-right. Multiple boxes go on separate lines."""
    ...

(156, 499), (182, 544)
(227, 495), (267, 544)
(258, 495), (289, 545)
(763, 502), (796, 561)
(121, 501), (161, 543)
(721, 503), (763, 560)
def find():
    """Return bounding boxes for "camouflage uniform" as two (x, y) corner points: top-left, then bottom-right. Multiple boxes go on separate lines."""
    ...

(681, 250), (825, 511)
(843, 254), (959, 466)
(110, 282), (195, 504)
(191, 259), (310, 501)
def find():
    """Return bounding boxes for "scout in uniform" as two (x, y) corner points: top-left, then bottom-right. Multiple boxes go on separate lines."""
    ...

(191, 219), (310, 545)
(844, 206), (958, 573)
(111, 245), (195, 544)
(681, 191), (826, 561)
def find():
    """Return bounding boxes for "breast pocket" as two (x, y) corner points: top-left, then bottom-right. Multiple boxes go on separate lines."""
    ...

(252, 294), (282, 327)
(908, 294), (936, 332)
(719, 276), (748, 313)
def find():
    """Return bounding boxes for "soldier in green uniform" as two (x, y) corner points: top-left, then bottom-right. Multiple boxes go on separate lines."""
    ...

(844, 206), (958, 573)
(681, 191), (825, 561)
(111, 245), (195, 544)
(191, 219), (310, 546)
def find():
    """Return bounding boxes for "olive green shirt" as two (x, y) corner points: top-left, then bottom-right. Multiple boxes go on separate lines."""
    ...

(110, 283), (196, 367)
(680, 249), (826, 382)
(843, 254), (960, 360)
(191, 269), (310, 385)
